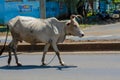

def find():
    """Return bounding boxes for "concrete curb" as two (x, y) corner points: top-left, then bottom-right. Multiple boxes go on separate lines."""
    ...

(1, 42), (120, 52)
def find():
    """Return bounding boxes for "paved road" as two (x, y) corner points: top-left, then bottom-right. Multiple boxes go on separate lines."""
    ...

(0, 52), (120, 80)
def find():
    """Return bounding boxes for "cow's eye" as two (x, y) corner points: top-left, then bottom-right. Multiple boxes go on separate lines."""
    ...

(73, 24), (77, 27)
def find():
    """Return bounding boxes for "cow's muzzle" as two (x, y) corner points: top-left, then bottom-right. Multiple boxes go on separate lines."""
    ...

(81, 34), (84, 37)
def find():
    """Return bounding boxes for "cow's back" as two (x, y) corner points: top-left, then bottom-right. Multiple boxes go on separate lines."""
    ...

(9, 16), (59, 44)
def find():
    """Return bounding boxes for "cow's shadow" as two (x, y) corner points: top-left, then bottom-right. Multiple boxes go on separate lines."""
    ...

(0, 65), (77, 70)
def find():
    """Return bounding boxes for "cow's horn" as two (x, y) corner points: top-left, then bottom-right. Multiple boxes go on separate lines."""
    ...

(76, 15), (83, 19)
(70, 15), (76, 19)
(76, 15), (83, 24)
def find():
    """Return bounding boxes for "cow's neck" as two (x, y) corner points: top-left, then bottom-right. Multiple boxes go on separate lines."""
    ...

(64, 21), (71, 35)
(57, 21), (67, 43)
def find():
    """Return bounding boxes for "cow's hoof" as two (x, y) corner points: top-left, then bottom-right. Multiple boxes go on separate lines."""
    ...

(17, 63), (22, 66)
(61, 63), (66, 66)
(60, 62), (65, 66)
(7, 64), (10, 67)
(41, 63), (47, 66)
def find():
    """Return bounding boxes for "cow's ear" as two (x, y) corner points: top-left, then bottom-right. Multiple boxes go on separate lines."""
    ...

(70, 15), (76, 23)
(66, 22), (70, 26)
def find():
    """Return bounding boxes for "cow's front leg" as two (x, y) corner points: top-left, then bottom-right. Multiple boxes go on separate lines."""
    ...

(52, 42), (65, 66)
(56, 52), (65, 66)
(41, 52), (47, 66)
(41, 43), (50, 66)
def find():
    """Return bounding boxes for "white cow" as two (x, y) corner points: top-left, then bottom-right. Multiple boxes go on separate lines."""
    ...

(5, 15), (84, 66)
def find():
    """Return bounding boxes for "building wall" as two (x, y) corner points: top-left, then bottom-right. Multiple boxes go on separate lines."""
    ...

(4, 0), (40, 24)
(0, 0), (68, 24)
(0, 0), (5, 24)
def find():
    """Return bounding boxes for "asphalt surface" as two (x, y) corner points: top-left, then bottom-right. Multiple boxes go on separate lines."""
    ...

(0, 51), (120, 80)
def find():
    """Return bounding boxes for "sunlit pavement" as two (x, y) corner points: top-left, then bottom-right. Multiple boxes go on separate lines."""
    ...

(0, 51), (120, 80)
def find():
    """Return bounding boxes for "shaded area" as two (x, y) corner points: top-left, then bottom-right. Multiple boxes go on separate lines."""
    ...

(1, 42), (120, 52)
(0, 65), (77, 70)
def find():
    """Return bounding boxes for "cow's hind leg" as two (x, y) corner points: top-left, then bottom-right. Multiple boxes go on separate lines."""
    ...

(8, 40), (22, 66)
(7, 42), (12, 66)
(41, 43), (50, 66)
(13, 41), (22, 66)
(51, 42), (65, 66)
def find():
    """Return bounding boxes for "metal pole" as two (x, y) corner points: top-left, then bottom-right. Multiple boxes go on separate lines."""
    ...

(40, 0), (46, 19)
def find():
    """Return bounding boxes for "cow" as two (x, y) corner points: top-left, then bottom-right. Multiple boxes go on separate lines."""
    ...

(1, 15), (84, 66)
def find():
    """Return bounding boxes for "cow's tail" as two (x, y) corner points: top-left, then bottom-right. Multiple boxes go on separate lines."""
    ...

(0, 25), (9, 56)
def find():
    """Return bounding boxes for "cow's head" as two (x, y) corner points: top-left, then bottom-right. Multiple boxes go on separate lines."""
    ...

(66, 15), (84, 37)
